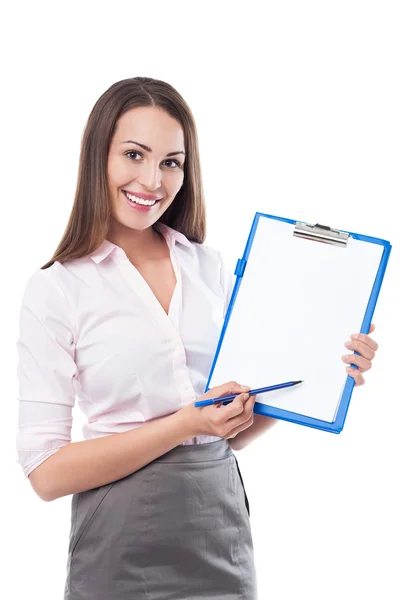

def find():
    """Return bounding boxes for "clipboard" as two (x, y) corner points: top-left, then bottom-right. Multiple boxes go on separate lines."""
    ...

(205, 212), (392, 433)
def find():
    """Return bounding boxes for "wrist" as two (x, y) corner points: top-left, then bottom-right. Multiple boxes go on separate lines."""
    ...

(170, 404), (198, 441)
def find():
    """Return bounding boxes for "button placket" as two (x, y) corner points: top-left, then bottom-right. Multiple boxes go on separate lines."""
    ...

(171, 337), (195, 402)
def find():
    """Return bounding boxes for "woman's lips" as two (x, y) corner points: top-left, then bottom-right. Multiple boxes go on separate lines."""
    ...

(123, 191), (160, 212)
(122, 189), (163, 201)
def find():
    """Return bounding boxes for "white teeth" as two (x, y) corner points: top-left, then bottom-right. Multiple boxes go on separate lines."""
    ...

(124, 191), (157, 206)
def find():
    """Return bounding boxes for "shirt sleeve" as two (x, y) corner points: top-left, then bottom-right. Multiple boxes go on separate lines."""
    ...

(16, 268), (78, 478)
(218, 250), (236, 318)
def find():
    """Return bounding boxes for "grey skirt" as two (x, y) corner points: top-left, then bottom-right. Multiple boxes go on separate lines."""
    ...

(63, 439), (257, 600)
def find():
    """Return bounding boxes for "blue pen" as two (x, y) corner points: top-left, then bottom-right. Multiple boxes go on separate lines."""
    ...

(194, 380), (304, 407)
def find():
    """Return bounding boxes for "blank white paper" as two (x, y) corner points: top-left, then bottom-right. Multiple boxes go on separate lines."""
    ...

(208, 217), (384, 422)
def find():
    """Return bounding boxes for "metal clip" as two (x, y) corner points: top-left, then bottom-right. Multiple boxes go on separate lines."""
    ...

(293, 222), (349, 247)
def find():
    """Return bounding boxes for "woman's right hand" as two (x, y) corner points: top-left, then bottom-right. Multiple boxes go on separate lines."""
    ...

(179, 381), (256, 440)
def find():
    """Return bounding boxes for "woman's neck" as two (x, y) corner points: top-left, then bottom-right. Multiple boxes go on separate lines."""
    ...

(107, 221), (168, 266)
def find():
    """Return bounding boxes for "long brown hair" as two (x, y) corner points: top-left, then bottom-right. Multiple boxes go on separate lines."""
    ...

(41, 77), (206, 269)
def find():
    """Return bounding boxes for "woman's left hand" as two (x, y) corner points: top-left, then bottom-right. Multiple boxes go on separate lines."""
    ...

(341, 324), (378, 386)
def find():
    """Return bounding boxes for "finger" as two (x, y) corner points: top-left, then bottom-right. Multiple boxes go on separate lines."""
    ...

(212, 386), (254, 419)
(241, 394), (257, 417)
(215, 393), (248, 420)
(345, 339), (376, 360)
(349, 333), (378, 352)
(227, 413), (254, 438)
(205, 381), (250, 409)
(369, 323), (376, 334)
(209, 381), (250, 398)
(226, 395), (255, 429)
(341, 353), (372, 373)
(346, 366), (365, 386)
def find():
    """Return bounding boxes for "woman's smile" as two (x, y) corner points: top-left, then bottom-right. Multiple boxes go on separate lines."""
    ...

(123, 189), (163, 212)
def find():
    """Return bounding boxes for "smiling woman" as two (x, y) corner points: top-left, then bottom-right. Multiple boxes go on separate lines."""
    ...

(106, 106), (186, 234)
(16, 76), (258, 600)
(34, 77), (207, 271)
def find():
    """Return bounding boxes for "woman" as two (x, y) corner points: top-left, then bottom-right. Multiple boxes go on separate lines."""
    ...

(16, 77), (378, 599)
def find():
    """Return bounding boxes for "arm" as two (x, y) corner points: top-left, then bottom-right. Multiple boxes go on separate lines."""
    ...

(29, 409), (193, 502)
(228, 413), (278, 451)
(32, 382), (268, 501)
(16, 270), (191, 502)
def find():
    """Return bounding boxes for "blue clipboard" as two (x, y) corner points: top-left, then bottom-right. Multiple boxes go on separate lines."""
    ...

(205, 212), (392, 433)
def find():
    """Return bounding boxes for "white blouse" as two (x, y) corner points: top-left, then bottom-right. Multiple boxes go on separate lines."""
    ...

(16, 222), (235, 478)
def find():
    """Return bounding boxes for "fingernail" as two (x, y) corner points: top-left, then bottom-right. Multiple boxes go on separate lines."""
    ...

(350, 334), (359, 340)
(346, 367), (353, 373)
(345, 341), (352, 347)
(240, 385), (251, 390)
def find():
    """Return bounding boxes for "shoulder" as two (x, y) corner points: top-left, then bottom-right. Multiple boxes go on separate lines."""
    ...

(190, 241), (233, 278)
(178, 238), (226, 279)
(190, 240), (222, 264)
(178, 239), (235, 302)
(20, 261), (75, 315)
(22, 260), (70, 292)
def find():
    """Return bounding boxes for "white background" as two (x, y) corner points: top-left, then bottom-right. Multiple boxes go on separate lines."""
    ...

(2, 1), (399, 598)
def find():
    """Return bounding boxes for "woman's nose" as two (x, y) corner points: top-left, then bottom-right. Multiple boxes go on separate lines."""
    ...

(137, 161), (162, 189)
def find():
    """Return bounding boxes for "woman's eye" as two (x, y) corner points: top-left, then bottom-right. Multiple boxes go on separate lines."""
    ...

(125, 151), (141, 161)
(125, 151), (181, 169)
(164, 158), (181, 168)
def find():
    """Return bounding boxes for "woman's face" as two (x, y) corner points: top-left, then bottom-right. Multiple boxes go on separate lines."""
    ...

(107, 106), (185, 232)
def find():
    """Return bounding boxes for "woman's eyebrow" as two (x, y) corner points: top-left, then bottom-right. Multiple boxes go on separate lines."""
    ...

(121, 140), (185, 156)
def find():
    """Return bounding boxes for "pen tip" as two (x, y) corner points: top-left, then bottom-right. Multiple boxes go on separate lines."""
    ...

(293, 380), (303, 384)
